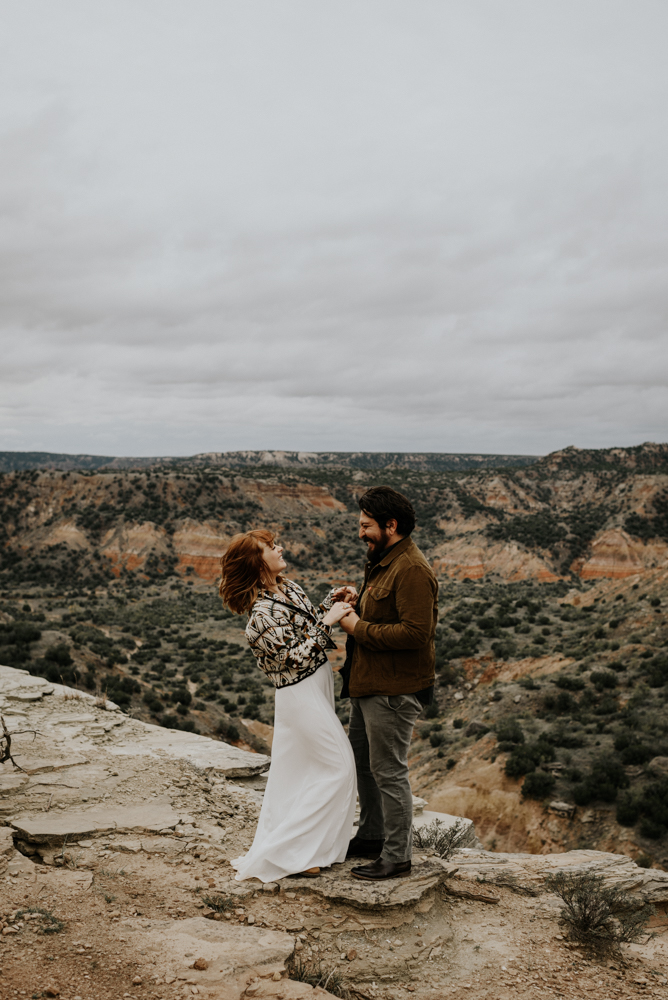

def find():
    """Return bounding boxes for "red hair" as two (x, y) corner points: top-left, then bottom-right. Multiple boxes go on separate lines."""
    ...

(219, 529), (282, 614)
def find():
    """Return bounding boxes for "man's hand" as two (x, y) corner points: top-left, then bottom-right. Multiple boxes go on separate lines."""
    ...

(331, 585), (358, 606)
(339, 610), (360, 635)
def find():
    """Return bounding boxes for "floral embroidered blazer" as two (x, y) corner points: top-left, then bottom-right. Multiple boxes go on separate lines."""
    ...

(245, 579), (336, 688)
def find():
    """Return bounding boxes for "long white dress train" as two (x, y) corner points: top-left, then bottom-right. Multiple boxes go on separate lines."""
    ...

(231, 664), (357, 882)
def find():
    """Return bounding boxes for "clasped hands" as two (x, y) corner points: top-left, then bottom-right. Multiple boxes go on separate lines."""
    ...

(328, 585), (360, 635)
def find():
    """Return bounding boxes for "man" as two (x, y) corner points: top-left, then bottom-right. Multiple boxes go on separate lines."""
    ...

(338, 485), (438, 881)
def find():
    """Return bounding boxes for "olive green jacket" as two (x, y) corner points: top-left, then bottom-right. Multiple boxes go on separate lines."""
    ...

(350, 536), (438, 698)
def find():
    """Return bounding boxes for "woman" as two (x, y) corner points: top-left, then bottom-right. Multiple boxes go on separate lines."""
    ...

(219, 529), (357, 882)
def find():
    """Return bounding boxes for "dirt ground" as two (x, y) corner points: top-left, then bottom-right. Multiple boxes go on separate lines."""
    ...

(2, 843), (668, 1000)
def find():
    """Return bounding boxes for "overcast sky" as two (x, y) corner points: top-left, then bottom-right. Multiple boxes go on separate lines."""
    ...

(1, 1), (667, 457)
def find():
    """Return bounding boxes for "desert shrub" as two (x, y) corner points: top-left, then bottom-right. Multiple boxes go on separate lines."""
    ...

(216, 718), (240, 743)
(545, 870), (654, 954)
(505, 739), (555, 778)
(633, 777), (668, 837)
(452, 717), (464, 729)
(44, 643), (73, 667)
(495, 717), (524, 750)
(424, 701), (440, 719)
(429, 731), (445, 748)
(0, 621), (41, 645)
(518, 676), (540, 690)
(572, 757), (629, 805)
(621, 743), (652, 765)
(616, 792), (640, 826)
(412, 817), (472, 858)
(607, 660), (626, 672)
(554, 675), (585, 691)
(639, 817), (664, 839)
(505, 746), (538, 778)
(521, 770), (556, 799)
(556, 691), (577, 714)
(491, 638), (517, 660)
(590, 670), (617, 690)
(645, 655), (668, 687)
(613, 732), (652, 765)
(545, 725), (585, 749)
(593, 694), (619, 716)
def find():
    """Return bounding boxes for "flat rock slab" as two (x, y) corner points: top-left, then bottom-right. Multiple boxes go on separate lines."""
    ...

(223, 858), (457, 911)
(0, 665), (268, 778)
(0, 774), (28, 794)
(106, 725), (270, 777)
(450, 847), (668, 903)
(133, 916), (295, 978)
(0, 666), (54, 699)
(11, 802), (181, 842)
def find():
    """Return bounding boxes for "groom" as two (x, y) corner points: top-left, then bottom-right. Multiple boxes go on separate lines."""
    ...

(338, 486), (438, 881)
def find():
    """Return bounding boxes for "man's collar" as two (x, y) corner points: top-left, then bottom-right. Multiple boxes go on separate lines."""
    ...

(368, 535), (413, 570)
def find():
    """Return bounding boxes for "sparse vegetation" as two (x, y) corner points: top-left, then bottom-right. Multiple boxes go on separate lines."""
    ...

(14, 906), (65, 935)
(545, 870), (654, 954)
(288, 956), (349, 998)
(201, 893), (235, 914)
(412, 817), (472, 858)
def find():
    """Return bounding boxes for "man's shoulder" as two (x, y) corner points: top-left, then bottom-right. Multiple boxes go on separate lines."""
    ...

(379, 540), (436, 586)
(398, 539), (435, 574)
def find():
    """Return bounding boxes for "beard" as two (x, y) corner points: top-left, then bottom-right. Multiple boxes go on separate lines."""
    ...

(364, 529), (392, 566)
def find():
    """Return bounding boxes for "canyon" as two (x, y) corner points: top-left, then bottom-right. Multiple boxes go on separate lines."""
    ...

(0, 442), (667, 913)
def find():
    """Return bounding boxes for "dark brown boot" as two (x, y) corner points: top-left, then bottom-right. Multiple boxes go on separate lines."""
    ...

(351, 858), (411, 881)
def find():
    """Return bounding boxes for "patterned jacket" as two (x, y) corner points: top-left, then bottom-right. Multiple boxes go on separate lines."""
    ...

(245, 580), (337, 688)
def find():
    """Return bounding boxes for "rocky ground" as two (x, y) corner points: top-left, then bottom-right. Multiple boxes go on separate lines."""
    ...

(2, 665), (668, 1000)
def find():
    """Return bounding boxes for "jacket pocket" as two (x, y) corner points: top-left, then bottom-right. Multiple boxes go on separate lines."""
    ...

(364, 586), (394, 622)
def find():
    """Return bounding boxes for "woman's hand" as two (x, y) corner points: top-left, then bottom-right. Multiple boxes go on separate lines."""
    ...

(339, 610), (360, 635)
(322, 601), (353, 626)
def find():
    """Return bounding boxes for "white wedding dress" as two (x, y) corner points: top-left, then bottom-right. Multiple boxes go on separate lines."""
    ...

(231, 663), (357, 883)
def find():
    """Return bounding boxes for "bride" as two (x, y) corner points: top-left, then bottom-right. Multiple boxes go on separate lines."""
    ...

(219, 529), (357, 882)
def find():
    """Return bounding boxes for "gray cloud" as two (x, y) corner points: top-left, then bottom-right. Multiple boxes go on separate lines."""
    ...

(0, 0), (667, 456)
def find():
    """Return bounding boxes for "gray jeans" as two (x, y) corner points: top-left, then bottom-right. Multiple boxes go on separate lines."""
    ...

(348, 693), (422, 863)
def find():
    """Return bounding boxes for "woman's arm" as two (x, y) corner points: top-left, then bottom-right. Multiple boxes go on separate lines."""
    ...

(318, 586), (359, 621)
(247, 609), (336, 675)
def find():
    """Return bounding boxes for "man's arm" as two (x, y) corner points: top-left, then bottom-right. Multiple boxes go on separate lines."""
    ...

(343, 565), (435, 651)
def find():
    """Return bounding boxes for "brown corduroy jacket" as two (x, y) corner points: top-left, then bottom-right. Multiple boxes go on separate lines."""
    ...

(350, 535), (438, 698)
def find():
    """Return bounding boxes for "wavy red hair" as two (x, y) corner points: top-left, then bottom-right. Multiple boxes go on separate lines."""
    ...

(219, 529), (283, 614)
